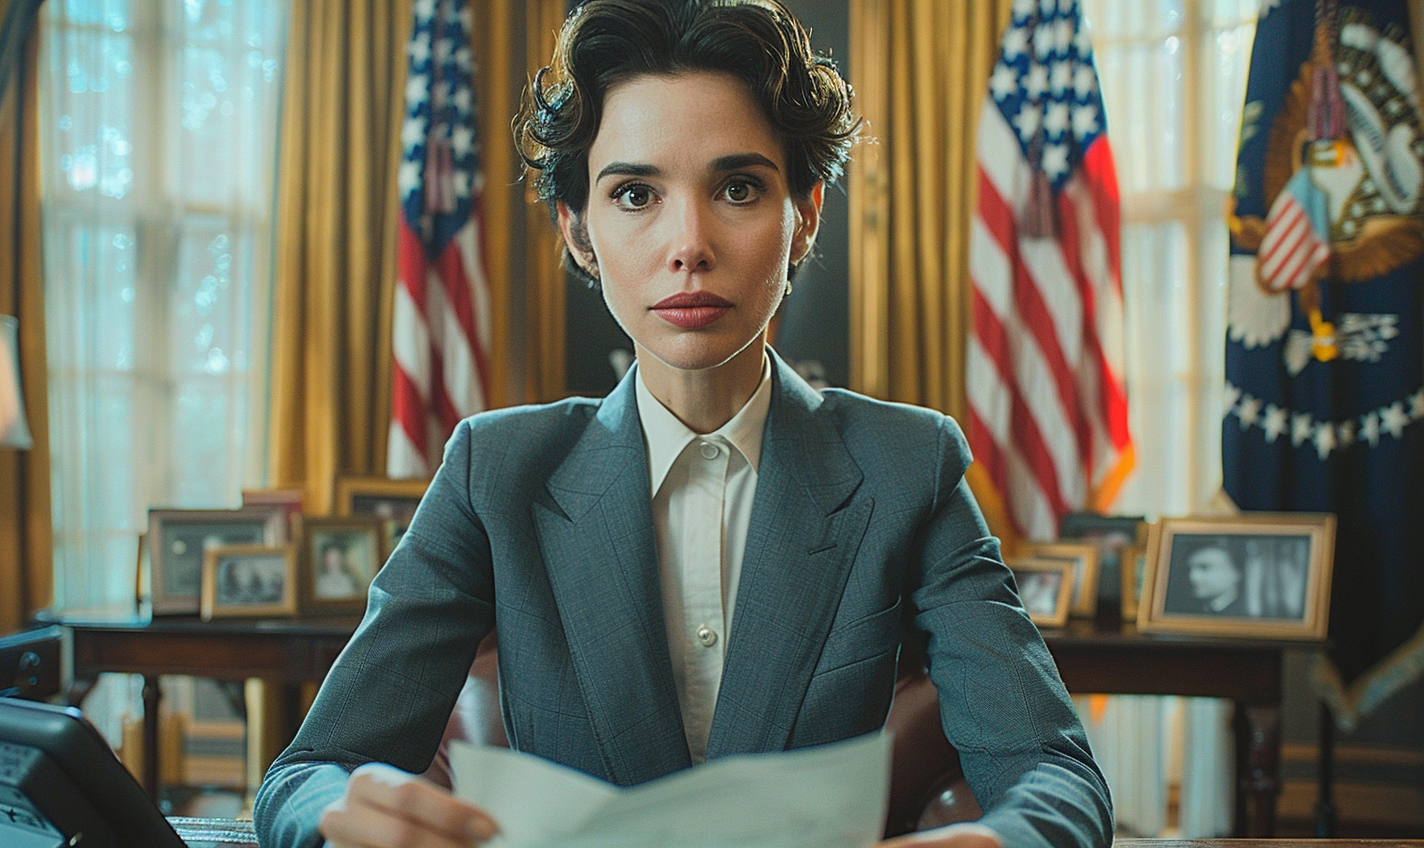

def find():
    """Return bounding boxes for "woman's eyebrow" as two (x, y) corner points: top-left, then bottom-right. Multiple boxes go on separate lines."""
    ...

(709, 152), (779, 173)
(596, 162), (659, 182)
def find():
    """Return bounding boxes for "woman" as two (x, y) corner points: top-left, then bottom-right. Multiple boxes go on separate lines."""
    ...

(314, 542), (361, 600)
(255, 2), (1112, 847)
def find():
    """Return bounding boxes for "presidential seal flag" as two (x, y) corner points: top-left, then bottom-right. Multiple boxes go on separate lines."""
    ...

(968, 0), (1132, 543)
(388, 0), (494, 478)
(1225, 0), (1424, 726)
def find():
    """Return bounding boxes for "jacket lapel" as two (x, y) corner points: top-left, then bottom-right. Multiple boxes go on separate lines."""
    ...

(532, 372), (692, 785)
(706, 352), (872, 758)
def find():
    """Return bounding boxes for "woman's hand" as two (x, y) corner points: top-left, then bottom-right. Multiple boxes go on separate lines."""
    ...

(319, 763), (498, 847)
(877, 822), (1002, 848)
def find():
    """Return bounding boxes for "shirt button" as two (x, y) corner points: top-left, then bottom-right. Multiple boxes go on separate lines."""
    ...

(696, 625), (718, 647)
(699, 441), (719, 460)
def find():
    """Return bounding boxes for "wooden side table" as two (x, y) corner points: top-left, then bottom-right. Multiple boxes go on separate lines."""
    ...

(1043, 619), (1309, 838)
(53, 615), (358, 800)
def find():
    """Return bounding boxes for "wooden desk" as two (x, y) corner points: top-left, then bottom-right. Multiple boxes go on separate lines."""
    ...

(56, 615), (358, 800)
(56, 616), (1308, 837)
(163, 819), (1412, 848)
(165, 817), (1421, 848)
(1112, 843), (1423, 848)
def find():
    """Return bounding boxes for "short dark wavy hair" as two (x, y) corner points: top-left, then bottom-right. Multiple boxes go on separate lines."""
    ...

(516, 0), (860, 282)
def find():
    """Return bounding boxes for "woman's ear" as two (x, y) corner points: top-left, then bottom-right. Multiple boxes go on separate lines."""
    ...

(790, 182), (825, 266)
(556, 201), (599, 278)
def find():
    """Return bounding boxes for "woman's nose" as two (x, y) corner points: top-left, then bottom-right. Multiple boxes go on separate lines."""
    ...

(666, 200), (715, 273)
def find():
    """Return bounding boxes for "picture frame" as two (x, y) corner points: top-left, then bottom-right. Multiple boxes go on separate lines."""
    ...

(148, 508), (289, 616)
(1058, 512), (1147, 613)
(1020, 541), (1100, 618)
(200, 545), (299, 620)
(1119, 542), (1148, 622)
(241, 487), (305, 534)
(1008, 558), (1074, 627)
(334, 476), (430, 556)
(298, 516), (387, 615)
(1138, 513), (1336, 640)
(133, 532), (148, 610)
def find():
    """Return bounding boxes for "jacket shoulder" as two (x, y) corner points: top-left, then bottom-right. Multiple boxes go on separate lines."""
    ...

(443, 398), (602, 504)
(461, 396), (600, 441)
(811, 389), (974, 504)
(817, 389), (970, 457)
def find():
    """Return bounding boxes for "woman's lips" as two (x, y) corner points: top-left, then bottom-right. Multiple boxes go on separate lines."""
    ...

(652, 291), (732, 329)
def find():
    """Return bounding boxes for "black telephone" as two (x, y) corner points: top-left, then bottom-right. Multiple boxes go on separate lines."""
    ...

(0, 698), (187, 848)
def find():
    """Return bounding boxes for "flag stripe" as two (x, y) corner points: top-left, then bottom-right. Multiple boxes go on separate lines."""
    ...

(975, 157), (1091, 510)
(388, 0), (493, 477)
(967, 5), (1131, 539)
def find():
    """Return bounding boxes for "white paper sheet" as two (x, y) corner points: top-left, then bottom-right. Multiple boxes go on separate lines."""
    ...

(449, 731), (891, 848)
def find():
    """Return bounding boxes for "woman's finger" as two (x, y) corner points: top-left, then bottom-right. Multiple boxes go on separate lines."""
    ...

(320, 796), (483, 848)
(321, 763), (497, 846)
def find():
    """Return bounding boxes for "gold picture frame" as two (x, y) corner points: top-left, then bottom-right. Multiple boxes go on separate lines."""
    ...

(200, 545), (299, 620)
(1138, 514), (1336, 640)
(297, 515), (387, 615)
(1119, 543), (1147, 623)
(148, 507), (289, 616)
(334, 476), (430, 557)
(1008, 558), (1074, 627)
(1020, 541), (1100, 618)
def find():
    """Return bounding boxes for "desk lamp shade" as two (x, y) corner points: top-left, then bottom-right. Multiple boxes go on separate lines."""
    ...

(0, 314), (33, 450)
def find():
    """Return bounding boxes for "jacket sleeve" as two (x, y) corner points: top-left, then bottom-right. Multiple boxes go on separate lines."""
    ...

(254, 421), (496, 848)
(908, 416), (1114, 848)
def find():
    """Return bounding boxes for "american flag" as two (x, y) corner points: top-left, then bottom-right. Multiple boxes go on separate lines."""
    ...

(1258, 167), (1333, 292)
(388, 0), (493, 477)
(966, 0), (1132, 541)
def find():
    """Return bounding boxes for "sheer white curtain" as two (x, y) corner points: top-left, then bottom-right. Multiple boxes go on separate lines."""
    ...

(39, 0), (285, 615)
(1077, 0), (1260, 836)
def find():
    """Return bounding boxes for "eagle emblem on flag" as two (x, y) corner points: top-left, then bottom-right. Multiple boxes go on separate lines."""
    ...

(1228, 4), (1424, 375)
(1225, 0), (1424, 727)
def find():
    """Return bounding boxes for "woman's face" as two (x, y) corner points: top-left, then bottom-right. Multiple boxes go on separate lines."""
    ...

(560, 71), (821, 376)
(1187, 547), (1240, 600)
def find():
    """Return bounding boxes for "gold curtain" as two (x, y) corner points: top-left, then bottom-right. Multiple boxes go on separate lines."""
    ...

(268, 0), (406, 514)
(0, 0), (52, 632)
(849, 0), (1017, 543)
(269, 0), (517, 513)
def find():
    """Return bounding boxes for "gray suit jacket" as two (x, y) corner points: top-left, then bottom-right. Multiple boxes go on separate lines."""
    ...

(255, 352), (1112, 848)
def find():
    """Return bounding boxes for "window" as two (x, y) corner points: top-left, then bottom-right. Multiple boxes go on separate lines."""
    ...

(1084, 0), (1260, 517)
(1079, 0), (1261, 836)
(40, 0), (286, 613)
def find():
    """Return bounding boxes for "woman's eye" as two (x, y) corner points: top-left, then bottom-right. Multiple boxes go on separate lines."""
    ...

(723, 178), (760, 203)
(613, 184), (654, 210)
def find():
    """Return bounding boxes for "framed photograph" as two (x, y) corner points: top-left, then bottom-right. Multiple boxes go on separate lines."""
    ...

(200, 545), (299, 620)
(1008, 558), (1074, 627)
(334, 476), (429, 555)
(1138, 514), (1336, 640)
(1058, 512), (1147, 612)
(298, 516), (387, 614)
(241, 487), (305, 533)
(148, 508), (289, 616)
(1020, 541), (1100, 617)
(133, 532), (148, 610)
(1119, 543), (1148, 622)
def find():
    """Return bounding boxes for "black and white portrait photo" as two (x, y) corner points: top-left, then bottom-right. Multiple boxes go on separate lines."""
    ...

(1140, 515), (1335, 640)
(217, 554), (288, 606)
(200, 545), (298, 620)
(1163, 534), (1310, 620)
